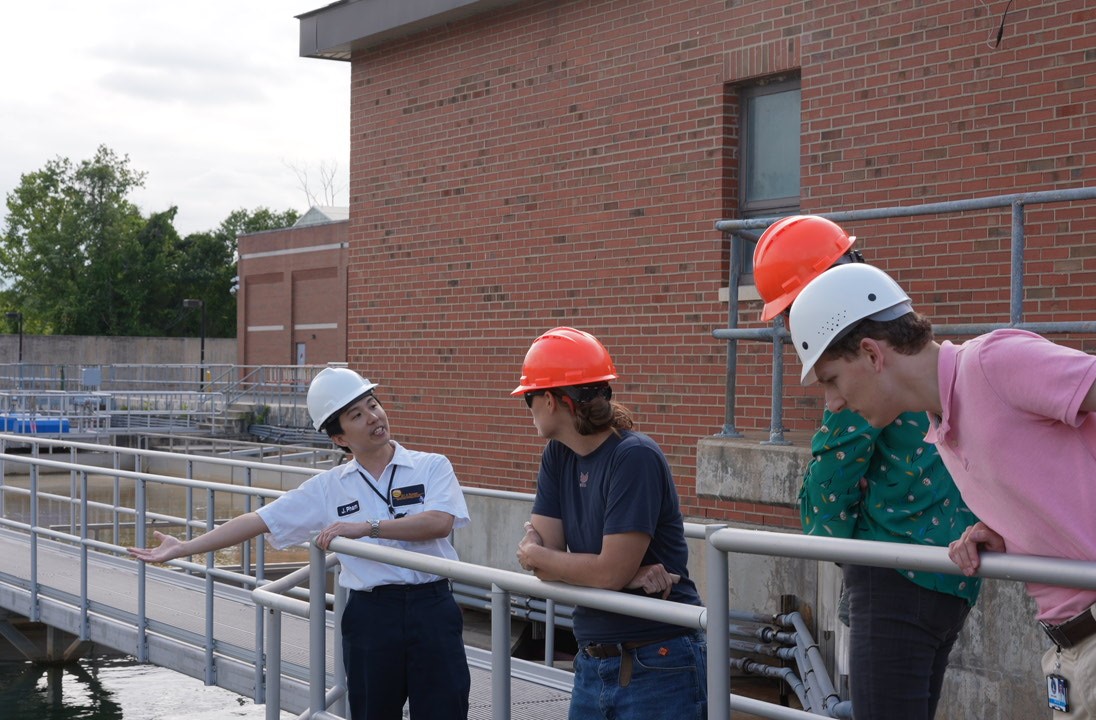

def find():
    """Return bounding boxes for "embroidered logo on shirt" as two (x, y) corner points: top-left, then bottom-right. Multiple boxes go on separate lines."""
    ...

(337, 500), (360, 517)
(392, 484), (425, 507)
(579, 471), (589, 488)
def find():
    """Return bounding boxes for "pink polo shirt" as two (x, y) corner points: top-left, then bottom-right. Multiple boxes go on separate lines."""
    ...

(926, 329), (1096, 623)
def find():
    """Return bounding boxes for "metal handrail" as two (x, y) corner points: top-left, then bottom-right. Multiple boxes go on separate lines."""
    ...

(5, 438), (1096, 719)
(712, 186), (1096, 443)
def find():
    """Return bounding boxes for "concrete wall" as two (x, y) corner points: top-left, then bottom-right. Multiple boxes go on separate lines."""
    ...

(0, 335), (236, 367)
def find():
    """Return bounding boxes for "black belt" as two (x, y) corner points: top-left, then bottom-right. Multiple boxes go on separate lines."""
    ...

(1041, 606), (1096, 649)
(356, 579), (450, 595)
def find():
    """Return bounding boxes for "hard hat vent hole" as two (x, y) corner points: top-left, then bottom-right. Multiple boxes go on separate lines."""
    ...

(868, 293), (877, 302)
(801, 341), (809, 350)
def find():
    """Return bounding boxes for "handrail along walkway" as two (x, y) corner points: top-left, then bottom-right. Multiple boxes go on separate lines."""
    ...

(3, 435), (1096, 719)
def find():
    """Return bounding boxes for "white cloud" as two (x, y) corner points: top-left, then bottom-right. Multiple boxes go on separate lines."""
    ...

(0, 0), (349, 236)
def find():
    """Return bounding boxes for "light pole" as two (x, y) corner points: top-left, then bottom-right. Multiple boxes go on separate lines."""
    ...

(5, 312), (22, 364)
(182, 299), (206, 392)
(6, 311), (23, 390)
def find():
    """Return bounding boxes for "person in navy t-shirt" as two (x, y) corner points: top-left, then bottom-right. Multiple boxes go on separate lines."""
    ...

(512, 327), (707, 720)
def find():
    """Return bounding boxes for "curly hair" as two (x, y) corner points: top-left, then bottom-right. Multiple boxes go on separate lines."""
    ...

(822, 312), (934, 361)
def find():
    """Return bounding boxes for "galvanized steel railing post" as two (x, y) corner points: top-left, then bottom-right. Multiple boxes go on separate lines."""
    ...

(112, 450), (122, 546)
(0, 436), (6, 518)
(705, 524), (730, 720)
(204, 486), (216, 685)
(491, 583), (512, 720)
(136, 476), (149, 662)
(309, 543), (328, 718)
(765, 316), (790, 446)
(544, 597), (556, 668)
(1010, 201), (1026, 326)
(720, 234), (745, 438)
(332, 567), (347, 718)
(79, 472), (90, 640)
(265, 606), (282, 720)
(29, 456), (40, 622)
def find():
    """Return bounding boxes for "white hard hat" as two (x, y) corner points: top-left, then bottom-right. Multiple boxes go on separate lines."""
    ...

(789, 263), (912, 385)
(306, 366), (379, 431)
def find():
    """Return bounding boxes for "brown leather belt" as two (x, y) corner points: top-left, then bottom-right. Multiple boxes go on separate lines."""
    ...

(1041, 606), (1096, 649)
(582, 633), (690, 687)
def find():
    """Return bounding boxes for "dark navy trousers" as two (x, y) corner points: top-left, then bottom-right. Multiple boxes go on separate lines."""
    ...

(342, 579), (470, 720)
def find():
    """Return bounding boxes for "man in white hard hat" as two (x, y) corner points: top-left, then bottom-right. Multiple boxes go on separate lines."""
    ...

(789, 263), (1096, 718)
(129, 366), (472, 720)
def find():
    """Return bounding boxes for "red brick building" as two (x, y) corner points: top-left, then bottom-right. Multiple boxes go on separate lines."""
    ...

(297, 0), (1096, 526)
(237, 207), (349, 367)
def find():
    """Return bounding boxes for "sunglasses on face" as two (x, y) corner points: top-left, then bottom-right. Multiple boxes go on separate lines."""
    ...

(523, 391), (547, 408)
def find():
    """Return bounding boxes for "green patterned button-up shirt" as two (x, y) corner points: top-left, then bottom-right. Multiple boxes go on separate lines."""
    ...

(800, 408), (981, 605)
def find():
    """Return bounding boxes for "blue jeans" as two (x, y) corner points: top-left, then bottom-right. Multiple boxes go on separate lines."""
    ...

(570, 632), (707, 720)
(341, 580), (470, 720)
(844, 564), (972, 720)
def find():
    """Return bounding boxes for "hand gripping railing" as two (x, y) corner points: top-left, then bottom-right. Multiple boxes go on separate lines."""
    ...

(705, 527), (1096, 719)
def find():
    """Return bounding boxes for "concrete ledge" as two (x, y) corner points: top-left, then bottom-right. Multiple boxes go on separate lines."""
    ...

(696, 435), (811, 506)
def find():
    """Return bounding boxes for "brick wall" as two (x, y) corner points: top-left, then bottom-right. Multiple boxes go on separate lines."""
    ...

(342, 0), (1096, 526)
(238, 222), (348, 367)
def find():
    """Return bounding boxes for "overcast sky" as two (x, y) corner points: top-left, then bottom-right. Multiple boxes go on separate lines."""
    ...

(1, 1), (349, 236)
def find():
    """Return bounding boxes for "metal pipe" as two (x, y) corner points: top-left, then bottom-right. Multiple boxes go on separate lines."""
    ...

(79, 472), (89, 640)
(712, 187), (1096, 446)
(265, 607), (282, 720)
(765, 314), (789, 445)
(491, 583), (512, 720)
(308, 543), (329, 718)
(782, 611), (842, 712)
(706, 524), (730, 720)
(204, 487), (215, 686)
(710, 527), (1096, 589)
(1010, 200), (1025, 326)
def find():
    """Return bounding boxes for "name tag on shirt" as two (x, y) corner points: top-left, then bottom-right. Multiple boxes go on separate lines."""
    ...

(391, 484), (425, 507)
(337, 500), (361, 517)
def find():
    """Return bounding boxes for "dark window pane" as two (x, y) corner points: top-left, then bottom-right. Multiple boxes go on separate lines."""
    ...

(745, 88), (801, 204)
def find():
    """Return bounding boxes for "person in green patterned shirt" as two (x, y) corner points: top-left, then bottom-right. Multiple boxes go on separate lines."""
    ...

(753, 215), (979, 720)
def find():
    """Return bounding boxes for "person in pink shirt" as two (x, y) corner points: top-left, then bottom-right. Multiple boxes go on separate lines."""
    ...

(787, 263), (1096, 719)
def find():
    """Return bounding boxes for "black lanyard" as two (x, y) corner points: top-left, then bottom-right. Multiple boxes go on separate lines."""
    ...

(357, 465), (403, 517)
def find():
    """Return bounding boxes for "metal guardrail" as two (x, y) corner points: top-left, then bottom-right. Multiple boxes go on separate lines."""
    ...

(712, 186), (1096, 443)
(3, 435), (1096, 719)
(0, 363), (335, 442)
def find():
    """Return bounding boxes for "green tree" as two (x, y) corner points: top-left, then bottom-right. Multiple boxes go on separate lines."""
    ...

(178, 207), (300, 338)
(0, 145), (146, 334)
(1, 147), (301, 338)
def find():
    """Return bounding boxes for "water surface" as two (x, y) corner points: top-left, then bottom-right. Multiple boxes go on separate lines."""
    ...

(0, 655), (294, 719)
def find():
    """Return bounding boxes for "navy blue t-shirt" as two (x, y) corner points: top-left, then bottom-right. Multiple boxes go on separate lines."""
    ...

(530, 429), (702, 644)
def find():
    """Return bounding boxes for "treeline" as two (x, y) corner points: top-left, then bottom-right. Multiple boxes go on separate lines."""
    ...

(0, 145), (300, 338)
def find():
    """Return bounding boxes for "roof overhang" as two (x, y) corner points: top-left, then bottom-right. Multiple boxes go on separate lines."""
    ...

(297, 0), (529, 61)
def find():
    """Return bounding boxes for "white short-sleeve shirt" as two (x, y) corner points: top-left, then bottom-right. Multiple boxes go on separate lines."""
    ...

(257, 441), (470, 590)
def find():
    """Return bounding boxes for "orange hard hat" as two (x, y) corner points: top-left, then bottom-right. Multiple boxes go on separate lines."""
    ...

(753, 215), (856, 322)
(511, 327), (618, 395)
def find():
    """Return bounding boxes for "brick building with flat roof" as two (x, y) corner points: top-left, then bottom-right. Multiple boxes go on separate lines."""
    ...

(294, 0), (1096, 532)
(237, 207), (349, 368)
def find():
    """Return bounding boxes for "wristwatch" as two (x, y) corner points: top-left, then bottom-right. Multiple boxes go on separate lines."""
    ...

(369, 519), (381, 539)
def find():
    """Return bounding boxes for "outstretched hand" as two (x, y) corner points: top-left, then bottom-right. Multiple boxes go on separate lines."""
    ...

(127, 531), (186, 564)
(948, 521), (1006, 576)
